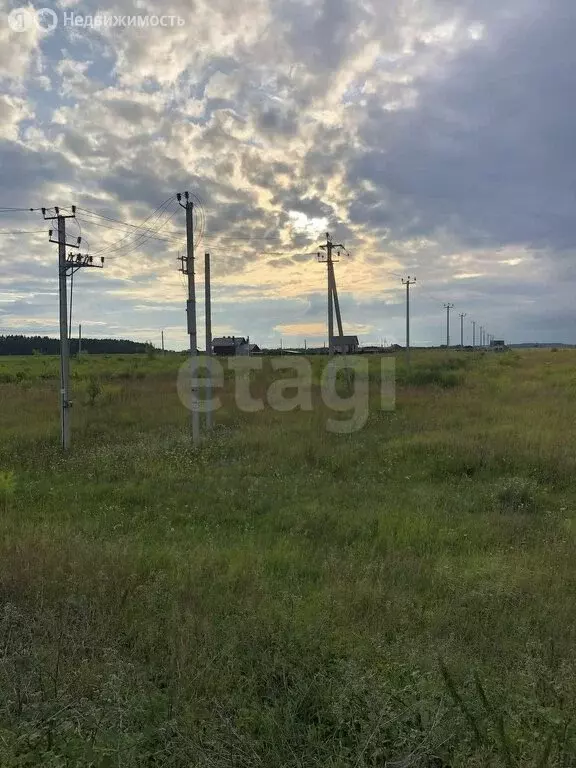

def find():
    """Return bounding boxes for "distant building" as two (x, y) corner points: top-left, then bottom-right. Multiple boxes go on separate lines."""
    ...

(361, 344), (402, 354)
(248, 344), (261, 355)
(212, 336), (249, 356)
(333, 335), (359, 354)
(490, 339), (507, 352)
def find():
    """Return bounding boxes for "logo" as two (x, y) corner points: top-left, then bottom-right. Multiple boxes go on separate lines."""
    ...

(7, 7), (58, 33)
(36, 7), (58, 31)
(176, 356), (396, 435)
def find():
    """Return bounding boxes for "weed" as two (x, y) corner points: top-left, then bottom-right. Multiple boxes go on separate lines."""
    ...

(86, 376), (102, 406)
(0, 470), (16, 513)
(492, 476), (539, 513)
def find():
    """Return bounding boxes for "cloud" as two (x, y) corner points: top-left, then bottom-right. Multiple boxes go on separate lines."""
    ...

(350, 0), (576, 251)
(0, 0), (575, 347)
(0, 6), (44, 83)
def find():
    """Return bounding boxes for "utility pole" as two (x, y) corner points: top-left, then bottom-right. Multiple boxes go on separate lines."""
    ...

(402, 276), (416, 368)
(318, 233), (345, 355)
(444, 303), (454, 348)
(161, 330), (165, 356)
(472, 320), (476, 348)
(177, 192), (200, 445)
(205, 252), (213, 431)
(331, 263), (344, 338)
(480, 326), (484, 347)
(78, 323), (82, 358)
(43, 205), (104, 450)
(459, 312), (467, 349)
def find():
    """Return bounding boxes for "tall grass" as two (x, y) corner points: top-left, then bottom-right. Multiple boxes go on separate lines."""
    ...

(0, 349), (574, 764)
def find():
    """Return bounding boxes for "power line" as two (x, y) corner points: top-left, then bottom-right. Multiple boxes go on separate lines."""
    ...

(76, 207), (184, 242)
(103, 208), (181, 261)
(76, 215), (182, 245)
(79, 196), (178, 257)
(0, 207), (43, 213)
(91, 199), (176, 256)
(0, 229), (46, 235)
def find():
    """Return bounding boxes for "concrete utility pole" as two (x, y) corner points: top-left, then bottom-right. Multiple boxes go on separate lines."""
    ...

(444, 303), (455, 348)
(204, 252), (213, 431)
(472, 320), (476, 348)
(331, 263), (344, 338)
(459, 312), (467, 349)
(178, 192), (200, 445)
(480, 326), (484, 347)
(318, 232), (345, 355)
(44, 205), (104, 450)
(402, 276), (416, 368)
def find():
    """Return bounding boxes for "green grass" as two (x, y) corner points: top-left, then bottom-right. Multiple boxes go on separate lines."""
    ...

(0, 349), (575, 765)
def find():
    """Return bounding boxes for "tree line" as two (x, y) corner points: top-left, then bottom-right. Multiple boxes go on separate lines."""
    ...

(0, 335), (150, 356)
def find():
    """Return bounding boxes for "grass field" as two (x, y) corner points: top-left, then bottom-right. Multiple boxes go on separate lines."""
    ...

(0, 348), (575, 766)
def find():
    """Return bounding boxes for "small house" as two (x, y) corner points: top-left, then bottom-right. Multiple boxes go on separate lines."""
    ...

(333, 335), (359, 354)
(212, 336), (248, 356)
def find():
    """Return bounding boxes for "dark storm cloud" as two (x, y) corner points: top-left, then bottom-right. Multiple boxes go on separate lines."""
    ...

(281, 195), (333, 220)
(273, 0), (358, 73)
(348, 0), (576, 251)
(0, 140), (76, 199)
(104, 98), (158, 124)
(255, 107), (299, 137)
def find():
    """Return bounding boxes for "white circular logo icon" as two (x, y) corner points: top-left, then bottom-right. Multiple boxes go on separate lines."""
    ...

(7, 8), (34, 31)
(7, 7), (58, 33)
(36, 8), (58, 31)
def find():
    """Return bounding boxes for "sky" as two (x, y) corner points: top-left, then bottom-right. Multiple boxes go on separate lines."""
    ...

(0, 0), (574, 349)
